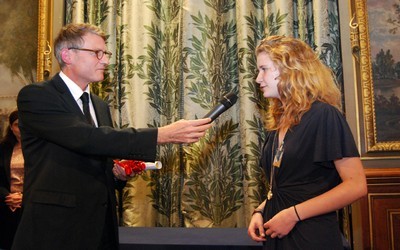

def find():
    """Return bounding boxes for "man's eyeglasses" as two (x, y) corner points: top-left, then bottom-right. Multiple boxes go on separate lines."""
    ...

(68, 47), (112, 60)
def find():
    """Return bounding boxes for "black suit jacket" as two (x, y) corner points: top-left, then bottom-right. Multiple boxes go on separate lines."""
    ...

(12, 73), (158, 249)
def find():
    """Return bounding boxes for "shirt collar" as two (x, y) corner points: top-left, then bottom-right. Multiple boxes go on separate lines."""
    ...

(59, 71), (91, 102)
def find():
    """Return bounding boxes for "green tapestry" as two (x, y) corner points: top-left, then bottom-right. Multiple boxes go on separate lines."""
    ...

(65, 0), (344, 229)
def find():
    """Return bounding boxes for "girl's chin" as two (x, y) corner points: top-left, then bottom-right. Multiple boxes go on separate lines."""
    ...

(264, 94), (278, 99)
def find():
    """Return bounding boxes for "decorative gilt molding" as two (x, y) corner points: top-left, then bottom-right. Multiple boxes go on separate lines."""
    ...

(37, 0), (53, 82)
(349, 14), (360, 62)
(354, 0), (400, 152)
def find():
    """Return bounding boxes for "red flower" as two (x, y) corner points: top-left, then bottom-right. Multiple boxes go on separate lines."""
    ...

(113, 160), (146, 175)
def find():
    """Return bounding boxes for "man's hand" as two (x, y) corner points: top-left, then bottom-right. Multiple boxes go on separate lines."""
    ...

(112, 164), (129, 181)
(157, 118), (212, 144)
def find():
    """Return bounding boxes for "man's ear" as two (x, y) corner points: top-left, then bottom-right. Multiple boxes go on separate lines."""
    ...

(61, 48), (72, 65)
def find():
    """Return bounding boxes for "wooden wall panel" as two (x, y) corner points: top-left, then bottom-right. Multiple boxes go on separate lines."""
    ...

(357, 168), (400, 250)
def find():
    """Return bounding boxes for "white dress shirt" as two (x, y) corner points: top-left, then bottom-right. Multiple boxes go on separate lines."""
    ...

(59, 71), (98, 127)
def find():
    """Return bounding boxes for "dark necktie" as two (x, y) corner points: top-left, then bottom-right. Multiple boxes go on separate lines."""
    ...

(80, 92), (94, 125)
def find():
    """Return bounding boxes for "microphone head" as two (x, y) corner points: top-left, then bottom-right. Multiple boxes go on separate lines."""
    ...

(220, 92), (238, 108)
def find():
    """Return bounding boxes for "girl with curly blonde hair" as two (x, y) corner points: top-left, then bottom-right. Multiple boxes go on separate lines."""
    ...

(248, 36), (367, 249)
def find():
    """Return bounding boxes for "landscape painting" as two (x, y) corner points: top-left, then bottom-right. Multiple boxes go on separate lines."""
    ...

(355, 0), (400, 152)
(0, 0), (38, 138)
(368, 0), (400, 143)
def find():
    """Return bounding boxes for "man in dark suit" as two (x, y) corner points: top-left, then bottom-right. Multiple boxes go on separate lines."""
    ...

(12, 23), (211, 250)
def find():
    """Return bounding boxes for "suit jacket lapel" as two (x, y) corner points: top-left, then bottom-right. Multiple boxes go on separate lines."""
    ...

(91, 95), (112, 127)
(51, 74), (92, 123)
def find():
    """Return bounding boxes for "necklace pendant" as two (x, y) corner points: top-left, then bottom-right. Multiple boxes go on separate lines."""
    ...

(267, 190), (273, 200)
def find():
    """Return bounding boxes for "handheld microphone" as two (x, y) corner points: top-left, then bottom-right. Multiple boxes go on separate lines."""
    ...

(203, 92), (238, 121)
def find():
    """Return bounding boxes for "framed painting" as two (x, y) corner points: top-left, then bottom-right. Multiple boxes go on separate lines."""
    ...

(0, 0), (53, 138)
(37, 0), (54, 82)
(352, 0), (400, 153)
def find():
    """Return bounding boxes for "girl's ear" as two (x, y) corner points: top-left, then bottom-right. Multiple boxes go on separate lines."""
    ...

(272, 66), (280, 79)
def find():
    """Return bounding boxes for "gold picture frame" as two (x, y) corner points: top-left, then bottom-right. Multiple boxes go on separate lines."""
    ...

(352, 0), (400, 153)
(37, 0), (53, 82)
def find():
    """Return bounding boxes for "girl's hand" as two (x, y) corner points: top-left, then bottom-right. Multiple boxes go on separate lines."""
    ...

(264, 206), (299, 239)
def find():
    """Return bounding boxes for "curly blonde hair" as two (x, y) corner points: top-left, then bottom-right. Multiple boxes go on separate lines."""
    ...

(256, 35), (342, 131)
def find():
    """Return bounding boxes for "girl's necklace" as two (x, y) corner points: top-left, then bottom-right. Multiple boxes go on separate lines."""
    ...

(267, 131), (285, 200)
